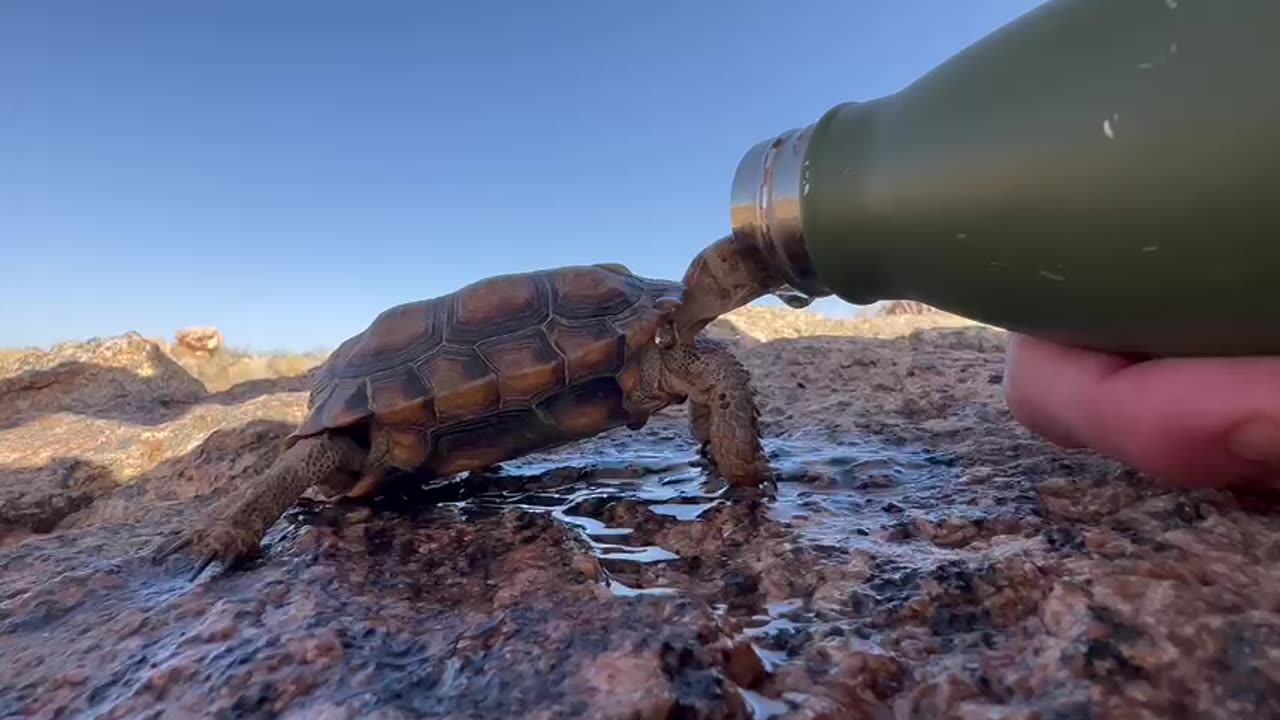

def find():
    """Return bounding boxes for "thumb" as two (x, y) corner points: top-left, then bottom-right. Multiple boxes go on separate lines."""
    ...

(1004, 333), (1280, 489)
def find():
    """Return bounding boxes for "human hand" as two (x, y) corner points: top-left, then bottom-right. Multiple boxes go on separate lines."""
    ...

(1001, 333), (1280, 489)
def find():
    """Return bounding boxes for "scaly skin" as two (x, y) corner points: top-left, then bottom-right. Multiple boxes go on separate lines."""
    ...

(658, 336), (771, 485)
(689, 400), (711, 452)
(155, 335), (770, 579)
(152, 433), (372, 579)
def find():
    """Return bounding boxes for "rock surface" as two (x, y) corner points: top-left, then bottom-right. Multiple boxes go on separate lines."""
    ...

(0, 332), (208, 431)
(3, 308), (1280, 718)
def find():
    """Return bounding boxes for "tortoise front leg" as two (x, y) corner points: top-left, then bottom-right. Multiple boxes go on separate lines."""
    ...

(689, 400), (712, 456)
(659, 337), (771, 486)
(153, 433), (367, 579)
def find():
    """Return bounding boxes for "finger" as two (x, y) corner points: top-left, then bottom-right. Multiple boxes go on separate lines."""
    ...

(1004, 333), (1280, 489)
(1002, 333), (1135, 449)
(1077, 355), (1280, 487)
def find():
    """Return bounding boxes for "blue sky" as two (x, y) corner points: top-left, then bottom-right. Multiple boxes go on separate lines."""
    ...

(1, 0), (1044, 352)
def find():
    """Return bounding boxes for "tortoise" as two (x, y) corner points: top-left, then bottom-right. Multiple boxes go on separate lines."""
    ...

(155, 262), (771, 577)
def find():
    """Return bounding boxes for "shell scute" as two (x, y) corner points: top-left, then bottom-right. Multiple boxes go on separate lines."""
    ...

(387, 426), (430, 468)
(476, 327), (567, 406)
(448, 273), (549, 343)
(547, 319), (625, 383)
(319, 379), (369, 431)
(428, 409), (557, 477)
(345, 299), (443, 373)
(536, 375), (631, 437)
(548, 266), (642, 320)
(414, 345), (500, 422)
(366, 367), (435, 426)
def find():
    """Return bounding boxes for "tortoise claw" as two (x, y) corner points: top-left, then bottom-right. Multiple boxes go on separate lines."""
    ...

(188, 553), (219, 582)
(150, 523), (261, 581)
(150, 532), (193, 566)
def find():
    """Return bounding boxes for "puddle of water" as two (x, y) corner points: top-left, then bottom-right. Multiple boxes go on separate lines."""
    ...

(765, 436), (964, 558)
(603, 576), (680, 598)
(765, 598), (805, 616)
(648, 500), (724, 520)
(743, 615), (805, 640)
(549, 508), (635, 538)
(752, 645), (789, 673)
(393, 429), (961, 600)
(591, 545), (679, 563)
(422, 448), (725, 597)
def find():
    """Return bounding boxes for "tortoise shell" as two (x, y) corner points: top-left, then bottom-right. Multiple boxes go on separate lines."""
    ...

(288, 263), (684, 475)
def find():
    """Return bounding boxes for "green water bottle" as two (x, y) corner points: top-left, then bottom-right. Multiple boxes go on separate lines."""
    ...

(702, 0), (1280, 357)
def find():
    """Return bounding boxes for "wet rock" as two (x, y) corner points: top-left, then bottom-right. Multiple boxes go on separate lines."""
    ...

(3, 311), (1280, 717)
(774, 637), (906, 716)
(722, 640), (766, 688)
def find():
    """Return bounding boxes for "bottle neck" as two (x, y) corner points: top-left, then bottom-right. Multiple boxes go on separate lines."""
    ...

(730, 123), (832, 307)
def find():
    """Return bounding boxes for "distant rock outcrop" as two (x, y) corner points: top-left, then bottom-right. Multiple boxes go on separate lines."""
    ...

(706, 304), (974, 347)
(146, 327), (327, 394)
(875, 299), (938, 316)
(174, 325), (224, 355)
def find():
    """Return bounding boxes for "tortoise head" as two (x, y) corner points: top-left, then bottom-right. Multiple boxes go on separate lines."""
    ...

(672, 227), (839, 341)
(668, 234), (784, 340)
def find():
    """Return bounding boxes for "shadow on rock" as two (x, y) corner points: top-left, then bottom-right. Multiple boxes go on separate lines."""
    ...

(0, 359), (313, 432)
(0, 419), (296, 545)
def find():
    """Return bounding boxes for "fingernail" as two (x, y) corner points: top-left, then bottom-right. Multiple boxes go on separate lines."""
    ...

(1227, 418), (1280, 466)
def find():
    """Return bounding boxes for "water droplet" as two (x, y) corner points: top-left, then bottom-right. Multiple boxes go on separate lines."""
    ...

(773, 285), (816, 309)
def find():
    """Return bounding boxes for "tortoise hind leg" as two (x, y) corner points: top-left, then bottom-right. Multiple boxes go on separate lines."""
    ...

(153, 433), (368, 579)
(659, 337), (771, 485)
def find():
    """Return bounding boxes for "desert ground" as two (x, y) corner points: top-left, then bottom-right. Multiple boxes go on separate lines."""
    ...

(3, 305), (1279, 718)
